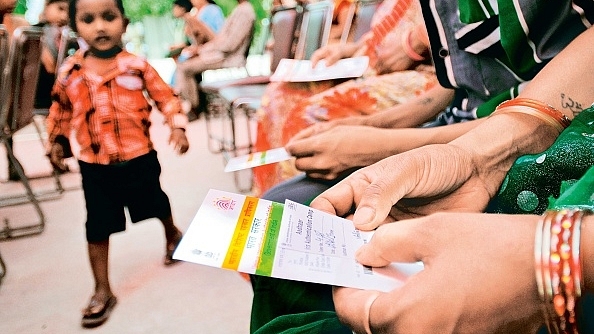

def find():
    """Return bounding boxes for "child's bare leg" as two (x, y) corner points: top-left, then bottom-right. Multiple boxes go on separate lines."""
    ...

(82, 239), (117, 327)
(160, 216), (183, 266)
(87, 239), (113, 300)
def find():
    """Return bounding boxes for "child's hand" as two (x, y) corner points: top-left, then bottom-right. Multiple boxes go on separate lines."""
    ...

(169, 128), (189, 154)
(48, 143), (69, 172)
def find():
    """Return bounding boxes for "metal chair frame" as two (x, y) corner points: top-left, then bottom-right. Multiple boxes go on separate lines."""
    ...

(0, 26), (62, 239)
(202, 1), (335, 192)
(351, 0), (383, 42)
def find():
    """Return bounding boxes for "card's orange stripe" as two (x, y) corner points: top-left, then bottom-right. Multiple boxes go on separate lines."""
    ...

(222, 196), (258, 270)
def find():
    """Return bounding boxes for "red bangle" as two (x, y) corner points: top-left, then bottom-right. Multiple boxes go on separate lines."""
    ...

(401, 28), (425, 62)
(495, 98), (571, 133)
(536, 209), (590, 334)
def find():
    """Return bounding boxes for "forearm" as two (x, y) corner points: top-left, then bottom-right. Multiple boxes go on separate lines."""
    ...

(385, 118), (485, 152)
(520, 26), (594, 119)
(449, 27), (594, 198)
(363, 85), (454, 128)
(186, 19), (216, 42)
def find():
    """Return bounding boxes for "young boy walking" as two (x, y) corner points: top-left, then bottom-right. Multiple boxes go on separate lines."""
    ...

(47, 0), (190, 327)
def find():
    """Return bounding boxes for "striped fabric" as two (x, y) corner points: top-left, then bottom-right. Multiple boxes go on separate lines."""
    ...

(421, 0), (594, 122)
(47, 50), (188, 165)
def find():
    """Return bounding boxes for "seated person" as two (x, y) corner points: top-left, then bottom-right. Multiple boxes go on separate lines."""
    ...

(34, 0), (69, 110)
(184, 0), (224, 47)
(253, 0), (436, 196)
(167, 0), (194, 59)
(169, 0), (224, 59)
(249, 0), (594, 332)
(173, 0), (255, 116)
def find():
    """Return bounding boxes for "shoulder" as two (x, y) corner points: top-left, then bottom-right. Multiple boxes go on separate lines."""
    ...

(116, 51), (149, 72)
(204, 4), (224, 16)
(56, 49), (85, 82)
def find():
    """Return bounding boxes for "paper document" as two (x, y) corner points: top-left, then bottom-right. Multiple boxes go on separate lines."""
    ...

(270, 56), (369, 82)
(224, 148), (292, 172)
(173, 189), (423, 292)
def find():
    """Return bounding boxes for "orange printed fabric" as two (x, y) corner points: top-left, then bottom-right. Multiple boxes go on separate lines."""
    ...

(253, 67), (437, 196)
(47, 50), (186, 165)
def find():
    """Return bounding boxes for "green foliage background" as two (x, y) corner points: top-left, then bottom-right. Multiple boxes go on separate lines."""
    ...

(123, 0), (267, 25)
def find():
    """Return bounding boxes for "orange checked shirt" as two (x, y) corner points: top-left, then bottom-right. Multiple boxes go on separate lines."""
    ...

(47, 50), (188, 165)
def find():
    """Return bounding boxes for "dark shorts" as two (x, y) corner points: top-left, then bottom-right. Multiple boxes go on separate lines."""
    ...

(80, 150), (172, 242)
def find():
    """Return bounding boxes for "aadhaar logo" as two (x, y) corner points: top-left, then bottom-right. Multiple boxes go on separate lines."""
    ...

(213, 197), (236, 211)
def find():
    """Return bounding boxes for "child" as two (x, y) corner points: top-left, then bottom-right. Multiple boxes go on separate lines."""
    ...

(34, 0), (69, 110)
(47, 0), (190, 328)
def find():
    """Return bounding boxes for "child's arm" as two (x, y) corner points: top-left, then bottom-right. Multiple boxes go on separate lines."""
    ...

(169, 128), (189, 154)
(142, 61), (190, 154)
(46, 82), (74, 171)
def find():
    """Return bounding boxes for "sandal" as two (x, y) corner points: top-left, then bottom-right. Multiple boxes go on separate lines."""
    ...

(81, 294), (117, 328)
(164, 231), (183, 266)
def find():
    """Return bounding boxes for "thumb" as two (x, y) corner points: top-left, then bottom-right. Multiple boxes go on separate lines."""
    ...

(355, 218), (429, 267)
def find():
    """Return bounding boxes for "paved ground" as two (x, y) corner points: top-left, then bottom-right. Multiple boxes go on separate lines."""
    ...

(0, 112), (256, 333)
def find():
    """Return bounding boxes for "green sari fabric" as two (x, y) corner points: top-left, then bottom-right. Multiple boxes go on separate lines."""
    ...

(488, 105), (594, 214)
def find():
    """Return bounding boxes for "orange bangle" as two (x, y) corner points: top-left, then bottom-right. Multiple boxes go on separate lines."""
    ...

(535, 209), (590, 334)
(494, 98), (571, 133)
(401, 28), (425, 62)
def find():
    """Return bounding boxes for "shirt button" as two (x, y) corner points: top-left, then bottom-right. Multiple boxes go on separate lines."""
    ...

(438, 47), (449, 58)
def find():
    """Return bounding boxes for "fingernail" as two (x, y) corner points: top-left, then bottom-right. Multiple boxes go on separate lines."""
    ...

(354, 206), (375, 227)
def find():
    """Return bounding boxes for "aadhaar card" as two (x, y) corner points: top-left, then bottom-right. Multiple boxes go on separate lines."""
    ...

(224, 148), (292, 172)
(173, 189), (423, 292)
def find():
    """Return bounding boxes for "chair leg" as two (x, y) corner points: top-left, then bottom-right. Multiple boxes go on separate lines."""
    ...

(0, 247), (6, 284)
(0, 138), (45, 240)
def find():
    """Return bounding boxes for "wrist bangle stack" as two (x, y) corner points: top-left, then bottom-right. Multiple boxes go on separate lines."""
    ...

(535, 209), (589, 333)
(494, 98), (571, 134)
(401, 28), (425, 62)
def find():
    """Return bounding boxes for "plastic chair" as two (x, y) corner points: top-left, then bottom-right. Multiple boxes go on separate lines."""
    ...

(0, 26), (57, 239)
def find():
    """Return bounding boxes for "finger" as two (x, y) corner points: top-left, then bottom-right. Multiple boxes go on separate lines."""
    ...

(349, 151), (445, 230)
(333, 287), (381, 334)
(310, 176), (366, 217)
(288, 124), (320, 142)
(355, 218), (430, 267)
(285, 138), (316, 158)
(310, 47), (330, 67)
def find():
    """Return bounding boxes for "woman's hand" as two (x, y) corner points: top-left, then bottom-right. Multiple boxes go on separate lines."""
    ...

(333, 212), (543, 334)
(287, 125), (396, 180)
(310, 42), (360, 67)
(310, 143), (493, 230)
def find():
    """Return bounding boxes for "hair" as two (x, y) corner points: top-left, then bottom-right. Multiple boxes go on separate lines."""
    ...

(46, 0), (68, 4)
(173, 0), (193, 12)
(68, 0), (126, 32)
(206, 0), (216, 4)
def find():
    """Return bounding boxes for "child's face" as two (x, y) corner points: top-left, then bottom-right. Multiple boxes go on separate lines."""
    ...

(44, 1), (69, 27)
(172, 4), (187, 18)
(74, 0), (126, 52)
